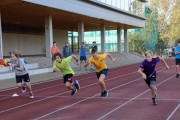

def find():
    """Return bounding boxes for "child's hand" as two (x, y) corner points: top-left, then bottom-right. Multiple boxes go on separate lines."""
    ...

(111, 58), (115, 63)
(142, 73), (147, 79)
(76, 60), (80, 65)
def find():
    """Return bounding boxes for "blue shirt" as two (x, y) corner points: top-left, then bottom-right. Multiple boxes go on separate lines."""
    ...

(140, 57), (160, 78)
(80, 46), (86, 57)
(175, 46), (180, 59)
(10, 58), (28, 76)
(63, 46), (71, 58)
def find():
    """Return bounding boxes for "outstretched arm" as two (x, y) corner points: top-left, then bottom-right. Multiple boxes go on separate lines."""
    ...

(106, 53), (115, 63)
(84, 60), (90, 68)
(71, 54), (79, 65)
(159, 56), (170, 69)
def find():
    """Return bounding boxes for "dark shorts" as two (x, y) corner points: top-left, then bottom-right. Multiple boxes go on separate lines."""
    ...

(176, 59), (180, 65)
(145, 75), (156, 87)
(63, 74), (73, 83)
(96, 69), (109, 79)
(80, 56), (87, 61)
(16, 73), (30, 83)
(52, 57), (55, 63)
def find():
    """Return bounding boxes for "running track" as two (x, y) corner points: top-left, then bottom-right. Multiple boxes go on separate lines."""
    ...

(0, 59), (180, 120)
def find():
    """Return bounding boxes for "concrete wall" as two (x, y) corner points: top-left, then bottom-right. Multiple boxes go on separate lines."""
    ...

(2, 29), (68, 56)
(53, 29), (68, 53)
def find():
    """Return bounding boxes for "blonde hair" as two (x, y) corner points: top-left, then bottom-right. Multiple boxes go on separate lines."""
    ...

(145, 50), (153, 56)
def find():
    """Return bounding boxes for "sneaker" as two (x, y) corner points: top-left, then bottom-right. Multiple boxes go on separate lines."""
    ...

(73, 80), (80, 90)
(29, 93), (34, 99)
(12, 93), (19, 97)
(176, 74), (179, 78)
(101, 91), (108, 97)
(22, 87), (26, 94)
(152, 98), (157, 105)
(101, 92), (104, 97)
(103, 91), (108, 97)
(71, 89), (77, 96)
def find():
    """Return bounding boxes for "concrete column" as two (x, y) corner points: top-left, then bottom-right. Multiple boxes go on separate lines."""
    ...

(78, 21), (84, 48)
(101, 25), (106, 53)
(45, 16), (53, 58)
(117, 27), (121, 53)
(0, 12), (3, 58)
(124, 28), (128, 53)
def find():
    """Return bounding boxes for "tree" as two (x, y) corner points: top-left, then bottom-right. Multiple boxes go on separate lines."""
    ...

(155, 38), (168, 55)
(128, 33), (147, 55)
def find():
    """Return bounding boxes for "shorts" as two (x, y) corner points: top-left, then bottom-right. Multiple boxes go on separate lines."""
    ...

(16, 73), (30, 83)
(63, 74), (73, 83)
(96, 69), (109, 79)
(80, 56), (87, 61)
(175, 59), (180, 65)
(145, 75), (156, 87)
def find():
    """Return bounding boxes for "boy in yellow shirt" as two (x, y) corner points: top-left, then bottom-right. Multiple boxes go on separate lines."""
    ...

(84, 49), (115, 97)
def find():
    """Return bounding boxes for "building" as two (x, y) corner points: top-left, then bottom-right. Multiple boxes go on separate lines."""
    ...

(0, 0), (146, 58)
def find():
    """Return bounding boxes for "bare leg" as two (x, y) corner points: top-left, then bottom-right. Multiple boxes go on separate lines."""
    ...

(16, 83), (23, 94)
(25, 82), (33, 93)
(98, 74), (106, 91)
(176, 65), (180, 74)
(150, 85), (156, 98)
(65, 82), (74, 90)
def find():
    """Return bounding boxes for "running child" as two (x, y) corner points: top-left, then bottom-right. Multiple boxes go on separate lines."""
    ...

(138, 50), (169, 105)
(53, 52), (80, 96)
(84, 49), (115, 97)
(175, 41), (180, 78)
(10, 50), (34, 99)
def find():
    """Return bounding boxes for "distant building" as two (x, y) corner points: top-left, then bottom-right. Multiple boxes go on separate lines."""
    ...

(0, 0), (146, 58)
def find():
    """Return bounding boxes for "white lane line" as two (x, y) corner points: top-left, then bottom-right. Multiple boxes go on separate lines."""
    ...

(96, 74), (175, 120)
(0, 65), (174, 115)
(0, 65), (139, 101)
(34, 77), (142, 120)
(166, 103), (180, 120)
(34, 67), (173, 120)
(0, 69), (141, 114)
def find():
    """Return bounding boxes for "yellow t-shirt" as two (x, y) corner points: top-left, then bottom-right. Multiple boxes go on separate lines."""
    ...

(89, 54), (108, 72)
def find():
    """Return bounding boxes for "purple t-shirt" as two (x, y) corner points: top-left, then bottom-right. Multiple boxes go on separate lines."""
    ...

(140, 57), (160, 78)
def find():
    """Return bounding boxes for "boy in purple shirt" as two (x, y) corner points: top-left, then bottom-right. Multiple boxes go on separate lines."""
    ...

(138, 50), (169, 105)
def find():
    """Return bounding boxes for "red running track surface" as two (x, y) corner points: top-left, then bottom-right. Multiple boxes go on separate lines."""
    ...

(0, 59), (180, 120)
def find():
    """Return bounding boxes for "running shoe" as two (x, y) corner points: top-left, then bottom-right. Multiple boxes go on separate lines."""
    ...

(101, 92), (104, 97)
(152, 98), (157, 105)
(71, 89), (77, 96)
(101, 91), (108, 97)
(176, 74), (179, 78)
(103, 91), (108, 97)
(22, 86), (26, 94)
(29, 93), (34, 99)
(73, 80), (80, 90)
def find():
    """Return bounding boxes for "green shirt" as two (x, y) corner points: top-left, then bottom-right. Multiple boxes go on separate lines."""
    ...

(53, 56), (74, 76)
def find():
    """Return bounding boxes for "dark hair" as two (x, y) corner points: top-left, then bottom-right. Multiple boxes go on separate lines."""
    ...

(82, 42), (85, 44)
(11, 50), (21, 58)
(93, 41), (96, 44)
(53, 41), (56, 44)
(53, 52), (63, 59)
(91, 49), (97, 54)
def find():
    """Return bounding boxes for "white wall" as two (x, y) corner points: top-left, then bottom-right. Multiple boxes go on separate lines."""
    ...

(2, 29), (68, 56)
